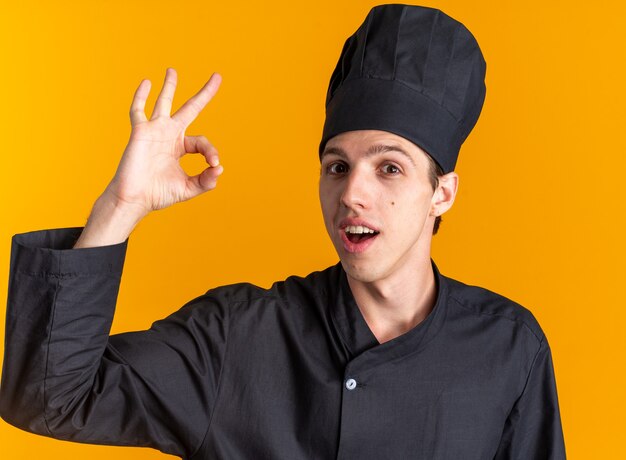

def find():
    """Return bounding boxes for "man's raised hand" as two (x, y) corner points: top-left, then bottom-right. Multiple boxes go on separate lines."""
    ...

(105, 68), (224, 217)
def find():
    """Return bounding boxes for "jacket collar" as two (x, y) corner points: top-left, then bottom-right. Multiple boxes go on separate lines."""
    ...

(328, 259), (449, 372)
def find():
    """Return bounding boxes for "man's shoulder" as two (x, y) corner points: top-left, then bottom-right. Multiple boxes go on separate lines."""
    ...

(442, 274), (545, 344)
(199, 263), (341, 310)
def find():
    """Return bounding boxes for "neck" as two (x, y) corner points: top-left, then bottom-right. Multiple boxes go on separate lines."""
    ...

(346, 251), (437, 344)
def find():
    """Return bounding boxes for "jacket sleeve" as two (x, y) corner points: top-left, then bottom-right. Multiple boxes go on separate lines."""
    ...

(0, 228), (229, 458)
(494, 334), (566, 459)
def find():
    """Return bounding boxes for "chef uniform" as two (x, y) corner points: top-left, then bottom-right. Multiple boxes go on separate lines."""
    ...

(0, 4), (566, 459)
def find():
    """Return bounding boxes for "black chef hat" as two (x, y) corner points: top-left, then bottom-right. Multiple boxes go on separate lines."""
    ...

(319, 4), (486, 173)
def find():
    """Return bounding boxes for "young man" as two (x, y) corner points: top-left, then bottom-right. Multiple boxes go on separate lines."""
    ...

(0, 4), (565, 459)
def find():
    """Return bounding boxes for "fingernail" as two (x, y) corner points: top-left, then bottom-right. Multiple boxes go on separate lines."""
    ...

(210, 156), (220, 167)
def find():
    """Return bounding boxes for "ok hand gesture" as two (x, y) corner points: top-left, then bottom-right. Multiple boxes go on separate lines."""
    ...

(105, 68), (224, 217)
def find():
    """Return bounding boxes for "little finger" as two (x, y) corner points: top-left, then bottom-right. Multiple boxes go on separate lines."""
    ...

(130, 79), (151, 125)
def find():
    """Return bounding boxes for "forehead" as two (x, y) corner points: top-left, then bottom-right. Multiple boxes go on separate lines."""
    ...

(321, 130), (429, 167)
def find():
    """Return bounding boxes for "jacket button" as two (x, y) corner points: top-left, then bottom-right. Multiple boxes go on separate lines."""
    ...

(345, 378), (357, 390)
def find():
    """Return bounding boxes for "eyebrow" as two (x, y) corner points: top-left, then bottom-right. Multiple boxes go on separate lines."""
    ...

(321, 143), (416, 166)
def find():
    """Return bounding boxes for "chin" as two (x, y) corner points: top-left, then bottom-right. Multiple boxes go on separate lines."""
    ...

(339, 258), (386, 284)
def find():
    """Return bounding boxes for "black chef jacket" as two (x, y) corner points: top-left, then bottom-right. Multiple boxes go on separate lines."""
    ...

(0, 228), (566, 459)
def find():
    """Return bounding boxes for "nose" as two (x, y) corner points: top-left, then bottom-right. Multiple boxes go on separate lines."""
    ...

(340, 166), (372, 210)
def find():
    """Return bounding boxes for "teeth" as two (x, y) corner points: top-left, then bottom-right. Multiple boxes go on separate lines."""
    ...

(345, 225), (376, 234)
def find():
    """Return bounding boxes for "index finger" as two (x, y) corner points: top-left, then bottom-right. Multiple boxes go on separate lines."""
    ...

(172, 72), (222, 127)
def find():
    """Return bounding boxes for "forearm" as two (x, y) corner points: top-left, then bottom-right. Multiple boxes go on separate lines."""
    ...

(74, 190), (147, 248)
(0, 229), (128, 434)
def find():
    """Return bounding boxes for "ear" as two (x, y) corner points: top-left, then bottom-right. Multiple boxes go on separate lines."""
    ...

(430, 172), (459, 217)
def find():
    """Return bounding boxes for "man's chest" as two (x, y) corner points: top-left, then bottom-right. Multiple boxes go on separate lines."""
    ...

(191, 311), (522, 459)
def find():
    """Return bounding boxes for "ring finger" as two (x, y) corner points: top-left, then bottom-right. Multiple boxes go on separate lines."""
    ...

(151, 67), (178, 119)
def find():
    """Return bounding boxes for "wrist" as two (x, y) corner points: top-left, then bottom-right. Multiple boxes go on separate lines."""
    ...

(99, 187), (150, 220)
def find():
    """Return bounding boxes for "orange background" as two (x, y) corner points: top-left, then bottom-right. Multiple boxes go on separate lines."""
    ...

(1, 0), (625, 458)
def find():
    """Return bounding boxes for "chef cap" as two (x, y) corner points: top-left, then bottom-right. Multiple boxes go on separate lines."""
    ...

(319, 4), (487, 173)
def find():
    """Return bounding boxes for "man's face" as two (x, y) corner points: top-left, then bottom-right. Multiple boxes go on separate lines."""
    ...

(319, 130), (440, 284)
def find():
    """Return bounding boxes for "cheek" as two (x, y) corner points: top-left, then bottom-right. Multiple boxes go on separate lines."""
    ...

(387, 187), (433, 223)
(319, 183), (337, 220)
(319, 178), (346, 201)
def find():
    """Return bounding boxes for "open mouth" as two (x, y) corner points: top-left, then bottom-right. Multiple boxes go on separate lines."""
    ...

(344, 225), (380, 244)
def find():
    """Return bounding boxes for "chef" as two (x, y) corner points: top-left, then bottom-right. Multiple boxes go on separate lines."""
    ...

(0, 4), (565, 459)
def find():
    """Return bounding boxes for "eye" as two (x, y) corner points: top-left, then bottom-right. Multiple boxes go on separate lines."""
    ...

(326, 161), (349, 175)
(381, 163), (401, 175)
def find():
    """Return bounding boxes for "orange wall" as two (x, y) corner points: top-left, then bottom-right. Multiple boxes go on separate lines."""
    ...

(1, 1), (624, 458)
